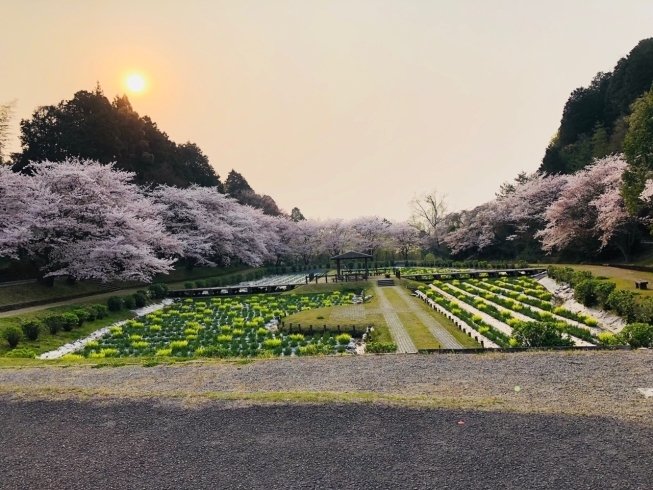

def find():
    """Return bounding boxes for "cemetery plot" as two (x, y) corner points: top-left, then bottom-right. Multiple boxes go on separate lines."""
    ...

(419, 276), (603, 347)
(77, 293), (357, 359)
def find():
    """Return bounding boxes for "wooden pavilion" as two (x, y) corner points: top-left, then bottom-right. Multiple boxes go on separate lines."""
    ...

(330, 251), (373, 279)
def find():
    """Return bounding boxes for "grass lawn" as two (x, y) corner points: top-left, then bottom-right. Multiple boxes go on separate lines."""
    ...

(282, 289), (392, 343)
(0, 265), (259, 310)
(0, 304), (135, 356)
(289, 281), (370, 295)
(382, 288), (441, 349)
(550, 264), (653, 298)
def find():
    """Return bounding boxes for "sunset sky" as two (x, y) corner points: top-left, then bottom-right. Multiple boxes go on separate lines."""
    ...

(2, 1), (652, 220)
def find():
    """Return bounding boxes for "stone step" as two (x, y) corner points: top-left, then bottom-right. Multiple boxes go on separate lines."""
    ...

(377, 279), (395, 287)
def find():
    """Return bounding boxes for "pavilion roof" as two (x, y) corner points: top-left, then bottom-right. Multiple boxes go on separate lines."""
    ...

(330, 251), (373, 260)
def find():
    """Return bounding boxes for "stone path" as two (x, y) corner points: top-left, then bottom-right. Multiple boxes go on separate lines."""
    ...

(374, 286), (417, 353)
(393, 287), (463, 349)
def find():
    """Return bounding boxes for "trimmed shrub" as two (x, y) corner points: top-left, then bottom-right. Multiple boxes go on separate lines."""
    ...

(149, 283), (169, 299)
(72, 309), (89, 326)
(511, 321), (574, 348)
(366, 342), (397, 353)
(94, 304), (109, 318)
(21, 320), (42, 341)
(598, 332), (623, 346)
(574, 279), (598, 307)
(184, 282), (194, 289)
(619, 323), (653, 348)
(2, 326), (22, 348)
(61, 313), (79, 331)
(134, 291), (148, 308)
(107, 296), (123, 312)
(123, 295), (137, 309)
(606, 289), (636, 322)
(44, 315), (66, 335)
(4, 347), (36, 358)
(195, 280), (207, 288)
(84, 306), (98, 321)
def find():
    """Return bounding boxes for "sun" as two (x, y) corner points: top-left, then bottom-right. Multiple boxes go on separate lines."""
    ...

(126, 74), (146, 93)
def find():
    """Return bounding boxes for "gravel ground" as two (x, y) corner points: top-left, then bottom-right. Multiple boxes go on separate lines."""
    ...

(2, 350), (653, 422)
(1, 399), (652, 489)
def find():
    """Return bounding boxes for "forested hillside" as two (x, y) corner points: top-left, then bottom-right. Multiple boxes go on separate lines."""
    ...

(540, 38), (653, 175)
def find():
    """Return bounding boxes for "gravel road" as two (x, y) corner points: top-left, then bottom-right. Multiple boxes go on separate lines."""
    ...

(1, 399), (652, 489)
(1, 350), (653, 422)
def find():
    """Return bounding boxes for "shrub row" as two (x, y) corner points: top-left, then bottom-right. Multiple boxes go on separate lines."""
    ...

(2, 303), (110, 350)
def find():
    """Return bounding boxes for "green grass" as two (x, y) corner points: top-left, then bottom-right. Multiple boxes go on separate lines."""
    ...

(282, 290), (390, 343)
(0, 305), (134, 356)
(382, 288), (441, 349)
(549, 264), (653, 298)
(0, 265), (259, 310)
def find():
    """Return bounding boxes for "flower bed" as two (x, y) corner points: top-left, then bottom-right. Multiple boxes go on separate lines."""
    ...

(443, 281), (597, 345)
(82, 292), (356, 358)
(418, 286), (511, 348)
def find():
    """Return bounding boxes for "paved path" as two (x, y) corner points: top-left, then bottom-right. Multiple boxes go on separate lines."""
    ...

(394, 287), (463, 349)
(374, 286), (417, 353)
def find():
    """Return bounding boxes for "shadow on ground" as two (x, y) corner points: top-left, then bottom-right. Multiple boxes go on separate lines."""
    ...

(1, 399), (651, 489)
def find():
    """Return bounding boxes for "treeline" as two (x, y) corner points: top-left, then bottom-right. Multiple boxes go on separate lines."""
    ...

(5, 86), (285, 216)
(541, 38), (653, 175)
(441, 38), (653, 264)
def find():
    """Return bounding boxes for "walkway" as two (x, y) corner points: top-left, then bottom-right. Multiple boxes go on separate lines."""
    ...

(393, 287), (463, 349)
(373, 286), (418, 353)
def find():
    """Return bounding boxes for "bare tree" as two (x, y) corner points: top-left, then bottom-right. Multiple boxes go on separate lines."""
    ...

(0, 99), (17, 164)
(409, 189), (448, 251)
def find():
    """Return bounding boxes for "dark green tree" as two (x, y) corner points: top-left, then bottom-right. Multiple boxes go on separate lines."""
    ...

(290, 207), (305, 222)
(622, 84), (653, 214)
(12, 85), (221, 188)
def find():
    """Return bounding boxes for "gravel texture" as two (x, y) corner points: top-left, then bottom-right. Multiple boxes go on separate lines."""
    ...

(2, 350), (653, 422)
(1, 399), (652, 489)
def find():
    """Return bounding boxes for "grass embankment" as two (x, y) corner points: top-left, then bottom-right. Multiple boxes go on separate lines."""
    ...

(283, 283), (392, 343)
(0, 265), (256, 311)
(550, 264), (653, 298)
(0, 303), (135, 356)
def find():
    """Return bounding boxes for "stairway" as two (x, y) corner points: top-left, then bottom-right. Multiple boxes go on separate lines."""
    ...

(377, 279), (395, 287)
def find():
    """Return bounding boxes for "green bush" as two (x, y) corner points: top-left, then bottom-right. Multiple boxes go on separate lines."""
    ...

(184, 281), (194, 289)
(606, 289), (636, 322)
(107, 296), (123, 312)
(195, 280), (207, 288)
(511, 321), (574, 348)
(72, 309), (89, 326)
(574, 279), (598, 307)
(366, 342), (397, 353)
(123, 295), (137, 309)
(84, 306), (98, 321)
(61, 312), (79, 331)
(21, 320), (42, 341)
(44, 314), (66, 335)
(595, 281), (616, 308)
(149, 283), (169, 299)
(2, 326), (22, 348)
(619, 323), (653, 348)
(93, 304), (109, 319)
(4, 347), (36, 358)
(134, 292), (148, 308)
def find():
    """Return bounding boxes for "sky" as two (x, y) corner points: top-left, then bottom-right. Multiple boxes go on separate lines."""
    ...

(2, 1), (653, 221)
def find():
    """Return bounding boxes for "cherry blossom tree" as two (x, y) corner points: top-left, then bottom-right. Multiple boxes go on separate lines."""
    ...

(537, 155), (637, 260)
(349, 216), (391, 258)
(444, 202), (499, 255)
(388, 222), (421, 260)
(13, 159), (181, 284)
(318, 219), (354, 256)
(288, 219), (321, 265)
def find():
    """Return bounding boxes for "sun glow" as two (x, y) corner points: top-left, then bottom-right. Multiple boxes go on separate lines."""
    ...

(125, 74), (146, 93)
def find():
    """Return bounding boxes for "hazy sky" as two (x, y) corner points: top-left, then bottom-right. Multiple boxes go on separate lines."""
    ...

(2, 1), (652, 220)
